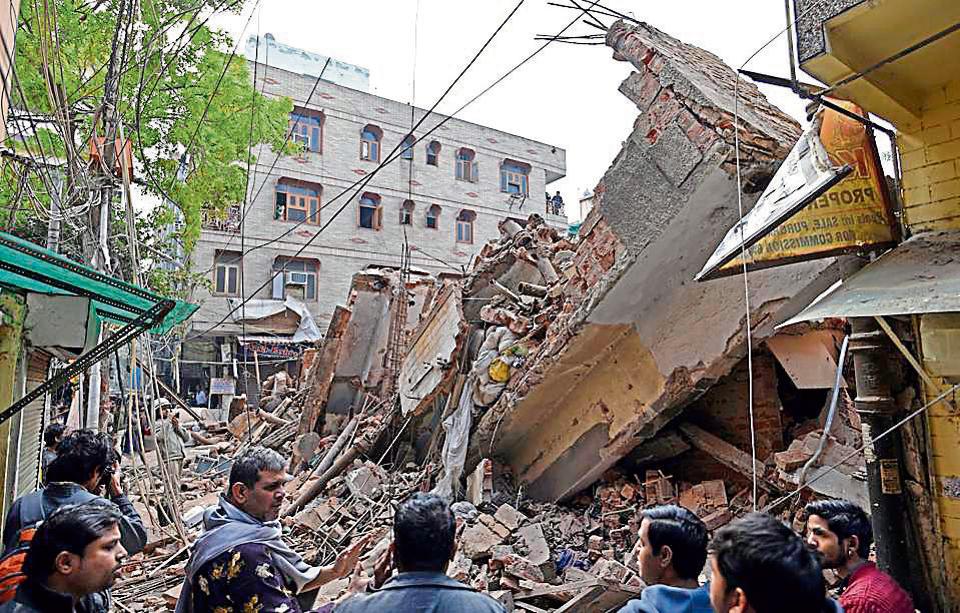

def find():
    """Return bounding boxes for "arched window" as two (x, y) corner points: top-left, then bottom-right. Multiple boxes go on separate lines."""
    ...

(289, 107), (323, 153)
(500, 159), (531, 195)
(359, 192), (382, 230)
(275, 179), (321, 225)
(456, 210), (476, 244)
(400, 199), (415, 225)
(426, 141), (441, 166)
(426, 204), (441, 230)
(456, 147), (477, 183)
(401, 134), (415, 160)
(360, 124), (382, 162)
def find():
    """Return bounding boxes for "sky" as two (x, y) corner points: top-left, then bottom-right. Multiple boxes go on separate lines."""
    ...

(212, 1), (814, 222)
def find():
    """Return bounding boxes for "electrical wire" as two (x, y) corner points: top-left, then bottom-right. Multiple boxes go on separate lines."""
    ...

(187, 0), (563, 339)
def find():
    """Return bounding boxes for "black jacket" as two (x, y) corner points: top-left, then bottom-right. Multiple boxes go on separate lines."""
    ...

(0, 578), (77, 613)
(334, 572), (506, 613)
(2, 483), (146, 556)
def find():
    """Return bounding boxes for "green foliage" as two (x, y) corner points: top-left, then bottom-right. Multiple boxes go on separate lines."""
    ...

(9, 0), (292, 285)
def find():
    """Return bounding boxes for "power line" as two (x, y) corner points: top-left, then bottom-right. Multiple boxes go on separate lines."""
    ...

(189, 0), (601, 340)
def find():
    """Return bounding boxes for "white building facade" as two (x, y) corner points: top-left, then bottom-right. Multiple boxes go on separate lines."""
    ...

(188, 45), (567, 343)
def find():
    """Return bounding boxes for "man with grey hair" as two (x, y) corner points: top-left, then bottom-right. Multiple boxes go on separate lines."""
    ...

(176, 446), (365, 613)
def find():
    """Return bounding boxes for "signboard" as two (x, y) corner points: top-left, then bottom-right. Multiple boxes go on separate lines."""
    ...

(209, 377), (236, 396)
(239, 340), (302, 359)
(697, 101), (896, 281)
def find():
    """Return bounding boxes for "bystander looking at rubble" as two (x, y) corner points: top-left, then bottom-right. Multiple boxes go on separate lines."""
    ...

(0, 503), (127, 613)
(40, 424), (66, 485)
(155, 399), (190, 495)
(176, 446), (364, 613)
(805, 500), (914, 613)
(618, 505), (711, 613)
(709, 513), (841, 613)
(333, 492), (506, 613)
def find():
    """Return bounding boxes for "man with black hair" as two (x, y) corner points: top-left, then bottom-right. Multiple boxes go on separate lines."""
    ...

(40, 424), (66, 485)
(0, 503), (126, 612)
(709, 513), (841, 613)
(3, 429), (146, 557)
(177, 446), (364, 613)
(805, 499), (913, 613)
(334, 492), (505, 613)
(618, 505), (711, 612)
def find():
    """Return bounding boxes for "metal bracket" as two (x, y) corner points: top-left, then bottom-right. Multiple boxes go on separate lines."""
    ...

(0, 300), (174, 426)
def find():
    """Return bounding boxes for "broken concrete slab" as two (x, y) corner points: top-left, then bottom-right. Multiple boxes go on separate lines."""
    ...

(515, 523), (551, 567)
(460, 522), (504, 560)
(495, 504), (525, 531)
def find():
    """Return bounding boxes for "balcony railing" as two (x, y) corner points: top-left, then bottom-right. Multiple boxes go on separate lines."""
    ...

(202, 204), (241, 232)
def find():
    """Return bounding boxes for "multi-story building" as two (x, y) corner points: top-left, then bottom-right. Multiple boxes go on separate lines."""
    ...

(182, 36), (566, 399)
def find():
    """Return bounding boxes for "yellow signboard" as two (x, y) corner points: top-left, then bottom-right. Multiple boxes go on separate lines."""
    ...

(720, 100), (897, 275)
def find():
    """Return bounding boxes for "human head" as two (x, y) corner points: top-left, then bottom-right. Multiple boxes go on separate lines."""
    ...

(709, 512), (826, 613)
(636, 505), (707, 586)
(24, 503), (126, 597)
(393, 493), (456, 573)
(157, 399), (172, 420)
(804, 499), (872, 570)
(43, 423), (67, 449)
(45, 430), (116, 493)
(227, 446), (288, 522)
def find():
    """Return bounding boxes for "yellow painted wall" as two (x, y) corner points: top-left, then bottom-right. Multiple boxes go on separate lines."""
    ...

(899, 79), (960, 229)
(897, 78), (960, 602)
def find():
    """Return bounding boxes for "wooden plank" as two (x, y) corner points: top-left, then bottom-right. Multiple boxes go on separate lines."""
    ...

(677, 422), (775, 492)
(514, 579), (600, 601)
(293, 306), (352, 471)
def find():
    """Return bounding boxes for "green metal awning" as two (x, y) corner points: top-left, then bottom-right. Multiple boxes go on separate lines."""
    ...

(0, 231), (196, 334)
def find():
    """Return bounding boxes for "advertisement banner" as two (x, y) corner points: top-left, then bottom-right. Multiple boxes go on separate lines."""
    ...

(699, 100), (897, 280)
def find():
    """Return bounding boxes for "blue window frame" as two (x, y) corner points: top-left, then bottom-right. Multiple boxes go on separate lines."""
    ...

(289, 109), (323, 153)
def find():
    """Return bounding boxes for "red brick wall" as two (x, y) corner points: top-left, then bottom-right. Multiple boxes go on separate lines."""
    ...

(688, 350), (784, 461)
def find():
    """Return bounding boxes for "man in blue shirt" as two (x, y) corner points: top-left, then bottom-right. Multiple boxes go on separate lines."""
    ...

(618, 505), (712, 613)
(334, 493), (505, 613)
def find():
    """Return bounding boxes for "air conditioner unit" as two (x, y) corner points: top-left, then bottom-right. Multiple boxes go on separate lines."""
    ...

(273, 271), (307, 299)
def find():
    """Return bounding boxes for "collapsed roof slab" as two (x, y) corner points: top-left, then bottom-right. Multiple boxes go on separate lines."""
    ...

(470, 21), (844, 502)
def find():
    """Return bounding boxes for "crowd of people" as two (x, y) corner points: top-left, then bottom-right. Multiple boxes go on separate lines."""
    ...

(0, 434), (918, 613)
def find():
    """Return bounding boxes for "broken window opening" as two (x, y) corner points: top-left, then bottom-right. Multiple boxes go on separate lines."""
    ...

(775, 359), (830, 426)
(359, 192), (382, 230)
(213, 251), (241, 296)
(360, 124), (382, 162)
(426, 140), (441, 166)
(426, 204), (441, 229)
(400, 199), (415, 225)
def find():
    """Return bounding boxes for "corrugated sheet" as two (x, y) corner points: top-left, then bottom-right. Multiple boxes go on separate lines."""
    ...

(17, 351), (50, 496)
(781, 230), (960, 325)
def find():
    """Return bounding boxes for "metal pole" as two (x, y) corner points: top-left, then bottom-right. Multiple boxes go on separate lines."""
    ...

(848, 315), (912, 586)
(45, 172), (62, 252)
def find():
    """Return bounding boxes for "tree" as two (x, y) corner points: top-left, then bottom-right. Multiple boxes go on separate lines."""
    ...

(4, 0), (292, 291)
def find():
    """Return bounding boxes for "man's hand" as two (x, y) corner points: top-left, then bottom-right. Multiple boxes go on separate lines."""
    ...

(372, 543), (394, 589)
(170, 412), (180, 427)
(108, 462), (123, 498)
(328, 535), (371, 580)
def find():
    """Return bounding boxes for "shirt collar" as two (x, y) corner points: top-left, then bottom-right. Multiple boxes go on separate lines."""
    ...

(18, 578), (76, 611)
(379, 571), (474, 591)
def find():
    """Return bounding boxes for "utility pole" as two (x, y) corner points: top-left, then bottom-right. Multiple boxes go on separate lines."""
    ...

(844, 255), (912, 589)
(86, 0), (128, 430)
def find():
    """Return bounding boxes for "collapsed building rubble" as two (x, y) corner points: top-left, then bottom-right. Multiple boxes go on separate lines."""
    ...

(110, 19), (879, 613)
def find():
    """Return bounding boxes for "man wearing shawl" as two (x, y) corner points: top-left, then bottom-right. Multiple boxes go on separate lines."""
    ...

(175, 447), (362, 613)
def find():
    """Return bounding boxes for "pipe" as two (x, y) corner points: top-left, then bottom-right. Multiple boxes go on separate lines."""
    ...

(796, 335), (849, 486)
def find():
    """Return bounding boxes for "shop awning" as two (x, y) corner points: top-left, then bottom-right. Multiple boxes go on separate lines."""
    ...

(780, 230), (960, 326)
(0, 231), (196, 334)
